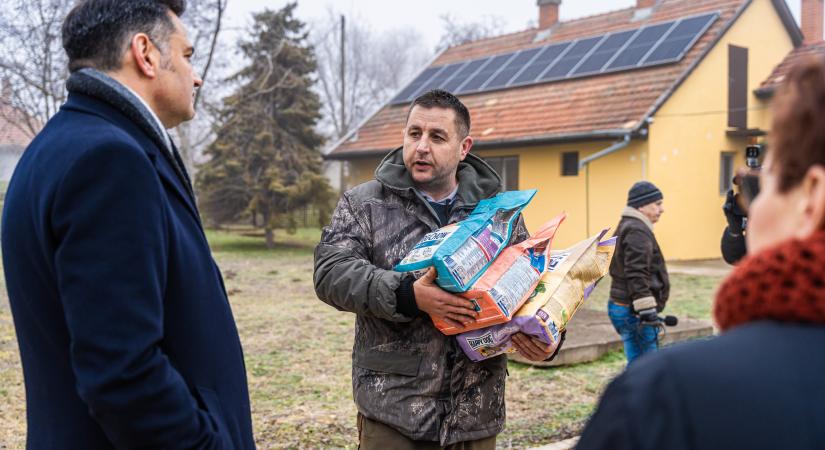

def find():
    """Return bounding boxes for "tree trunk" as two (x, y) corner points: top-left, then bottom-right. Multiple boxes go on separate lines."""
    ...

(260, 208), (275, 250)
(265, 227), (275, 249)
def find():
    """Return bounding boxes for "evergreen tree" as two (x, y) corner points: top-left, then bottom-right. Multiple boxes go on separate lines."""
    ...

(196, 3), (333, 248)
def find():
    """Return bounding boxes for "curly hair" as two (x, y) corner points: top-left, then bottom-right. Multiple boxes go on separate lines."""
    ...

(770, 55), (825, 192)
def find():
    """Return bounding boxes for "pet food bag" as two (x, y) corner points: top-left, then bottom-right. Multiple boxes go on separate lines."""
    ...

(457, 229), (616, 361)
(433, 212), (567, 335)
(395, 189), (537, 292)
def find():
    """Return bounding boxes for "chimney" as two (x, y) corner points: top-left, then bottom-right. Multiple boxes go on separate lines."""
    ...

(637, 0), (656, 8)
(537, 0), (561, 29)
(802, 0), (824, 44)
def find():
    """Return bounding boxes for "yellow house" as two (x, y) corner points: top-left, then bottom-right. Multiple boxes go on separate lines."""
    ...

(326, 0), (811, 260)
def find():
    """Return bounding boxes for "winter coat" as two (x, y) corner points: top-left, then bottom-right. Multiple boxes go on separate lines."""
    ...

(576, 321), (825, 450)
(313, 147), (527, 445)
(609, 207), (669, 311)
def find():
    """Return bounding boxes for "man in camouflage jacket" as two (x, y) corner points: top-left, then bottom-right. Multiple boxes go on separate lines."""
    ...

(314, 90), (561, 448)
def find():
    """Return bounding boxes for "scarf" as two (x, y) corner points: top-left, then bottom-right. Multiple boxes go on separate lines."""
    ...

(714, 230), (825, 331)
(621, 206), (654, 232)
(65, 68), (194, 196)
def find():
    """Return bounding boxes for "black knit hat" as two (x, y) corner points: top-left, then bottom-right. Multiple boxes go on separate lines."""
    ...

(627, 181), (663, 208)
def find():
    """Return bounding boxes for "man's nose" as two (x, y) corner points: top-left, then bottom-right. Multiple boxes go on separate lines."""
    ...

(416, 138), (430, 152)
(193, 72), (204, 87)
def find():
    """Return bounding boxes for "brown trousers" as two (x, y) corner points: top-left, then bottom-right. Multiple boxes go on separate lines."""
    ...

(357, 413), (496, 450)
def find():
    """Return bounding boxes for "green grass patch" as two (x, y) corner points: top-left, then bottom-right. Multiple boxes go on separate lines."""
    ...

(584, 273), (721, 321)
(205, 226), (321, 257)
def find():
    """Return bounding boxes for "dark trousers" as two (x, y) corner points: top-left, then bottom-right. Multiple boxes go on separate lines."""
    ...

(357, 413), (496, 450)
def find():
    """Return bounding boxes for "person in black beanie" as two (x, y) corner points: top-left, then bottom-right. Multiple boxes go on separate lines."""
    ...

(606, 181), (670, 363)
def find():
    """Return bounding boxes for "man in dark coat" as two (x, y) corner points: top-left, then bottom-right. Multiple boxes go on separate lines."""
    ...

(314, 89), (562, 449)
(0, 1), (255, 448)
(607, 181), (669, 363)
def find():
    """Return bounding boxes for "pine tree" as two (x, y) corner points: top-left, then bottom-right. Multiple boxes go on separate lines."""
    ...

(196, 3), (333, 248)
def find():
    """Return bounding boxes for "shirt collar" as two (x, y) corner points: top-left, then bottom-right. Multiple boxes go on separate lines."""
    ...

(419, 184), (459, 205)
(122, 84), (173, 151)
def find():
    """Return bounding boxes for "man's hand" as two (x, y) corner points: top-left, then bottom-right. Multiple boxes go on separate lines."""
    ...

(512, 332), (560, 361)
(414, 268), (478, 329)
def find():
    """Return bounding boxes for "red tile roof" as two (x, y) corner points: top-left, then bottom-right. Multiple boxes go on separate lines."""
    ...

(0, 100), (34, 148)
(331, 0), (786, 158)
(757, 41), (825, 96)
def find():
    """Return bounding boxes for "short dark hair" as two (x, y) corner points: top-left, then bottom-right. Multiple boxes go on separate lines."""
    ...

(407, 89), (471, 138)
(62, 0), (187, 73)
(770, 56), (825, 194)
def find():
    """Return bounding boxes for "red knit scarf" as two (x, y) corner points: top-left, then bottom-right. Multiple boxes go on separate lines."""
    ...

(714, 230), (825, 331)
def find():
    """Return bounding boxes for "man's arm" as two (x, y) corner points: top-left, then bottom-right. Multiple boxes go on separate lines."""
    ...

(621, 229), (656, 312)
(314, 193), (415, 322)
(52, 144), (224, 449)
(314, 194), (480, 325)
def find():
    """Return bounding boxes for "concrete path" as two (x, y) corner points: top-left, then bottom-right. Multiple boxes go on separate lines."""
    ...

(667, 258), (732, 277)
(508, 308), (714, 367)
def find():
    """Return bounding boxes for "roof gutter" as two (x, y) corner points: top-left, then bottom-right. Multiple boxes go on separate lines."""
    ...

(578, 133), (632, 169)
(325, 128), (638, 160)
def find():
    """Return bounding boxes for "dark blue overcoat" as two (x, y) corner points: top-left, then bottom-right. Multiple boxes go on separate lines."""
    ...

(2, 92), (255, 449)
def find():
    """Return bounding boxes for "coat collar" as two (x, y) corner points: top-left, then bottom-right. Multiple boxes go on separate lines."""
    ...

(62, 92), (201, 224)
(374, 146), (501, 210)
(621, 206), (654, 232)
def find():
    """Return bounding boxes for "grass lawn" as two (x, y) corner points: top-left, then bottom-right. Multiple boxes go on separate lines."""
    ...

(0, 227), (723, 449)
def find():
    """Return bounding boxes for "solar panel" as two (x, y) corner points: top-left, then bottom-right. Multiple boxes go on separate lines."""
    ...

(606, 22), (675, 70)
(483, 47), (543, 90)
(458, 53), (517, 93)
(391, 67), (443, 104)
(442, 58), (489, 92)
(571, 29), (636, 76)
(412, 62), (465, 98)
(643, 13), (717, 65)
(510, 43), (571, 85)
(389, 12), (719, 104)
(540, 36), (603, 81)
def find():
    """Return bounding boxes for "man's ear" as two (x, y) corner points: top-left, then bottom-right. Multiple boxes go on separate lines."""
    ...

(129, 33), (160, 79)
(459, 135), (473, 161)
(795, 165), (825, 238)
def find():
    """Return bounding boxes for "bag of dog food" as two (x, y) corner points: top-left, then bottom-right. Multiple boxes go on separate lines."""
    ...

(433, 212), (566, 335)
(395, 189), (537, 292)
(457, 229), (616, 361)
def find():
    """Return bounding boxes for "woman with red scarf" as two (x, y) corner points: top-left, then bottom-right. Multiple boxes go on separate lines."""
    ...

(577, 57), (825, 450)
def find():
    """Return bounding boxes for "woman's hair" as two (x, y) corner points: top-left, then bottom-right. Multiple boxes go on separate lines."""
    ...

(770, 56), (825, 192)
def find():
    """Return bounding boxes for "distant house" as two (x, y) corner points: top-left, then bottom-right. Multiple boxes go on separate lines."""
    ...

(0, 87), (33, 182)
(325, 0), (814, 260)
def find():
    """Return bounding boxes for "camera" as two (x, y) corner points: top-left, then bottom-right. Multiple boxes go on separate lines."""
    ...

(745, 144), (761, 169)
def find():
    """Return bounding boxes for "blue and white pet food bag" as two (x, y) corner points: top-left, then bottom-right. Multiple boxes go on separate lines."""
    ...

(395, 189), (537, 292)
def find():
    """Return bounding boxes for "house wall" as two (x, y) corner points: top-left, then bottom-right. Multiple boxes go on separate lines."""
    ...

(646, 0), (794, 260)
(475, 141), (647, 249)
(341, 157), (384, 191)
(336, 0), (795, 260)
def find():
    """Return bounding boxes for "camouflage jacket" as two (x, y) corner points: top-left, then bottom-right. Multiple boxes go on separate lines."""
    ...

(314, 147), (528, 445)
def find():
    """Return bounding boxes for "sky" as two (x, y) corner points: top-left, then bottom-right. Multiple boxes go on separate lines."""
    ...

(223, 0), (804, 51)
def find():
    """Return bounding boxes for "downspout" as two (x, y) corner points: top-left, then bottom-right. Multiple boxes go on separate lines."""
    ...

(579, 134), (632, 236)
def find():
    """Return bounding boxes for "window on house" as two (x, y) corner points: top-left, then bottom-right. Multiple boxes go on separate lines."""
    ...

(728, 45), (748, 129)
(720, 152), (735, 195)
(484, 156), (519, 191)
(561, 152), (579, 176)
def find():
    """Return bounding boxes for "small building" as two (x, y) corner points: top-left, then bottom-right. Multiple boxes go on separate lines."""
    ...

(326, 0), (812, 260)
(0, 86), (33, 182)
